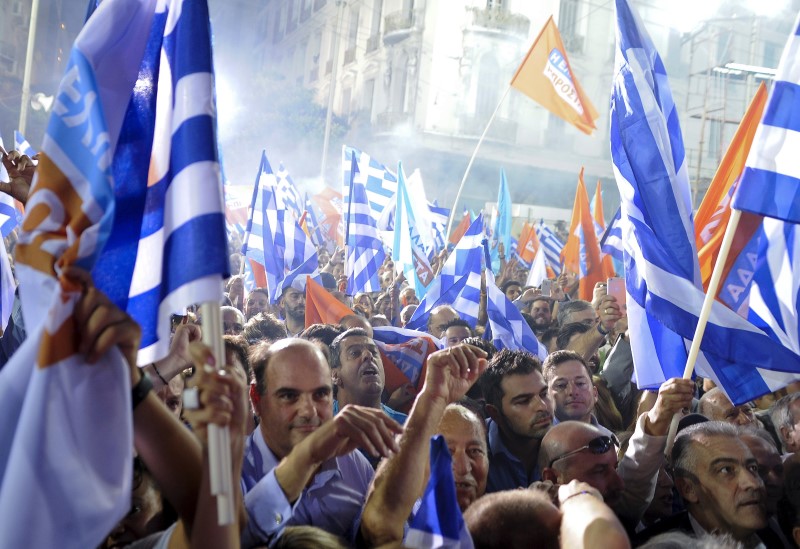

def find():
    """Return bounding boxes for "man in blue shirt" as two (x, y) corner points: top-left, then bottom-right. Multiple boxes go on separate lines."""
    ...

(480, 349), (554, 492)
(329, 328), (407, 425)
(241, 338), (402, 547)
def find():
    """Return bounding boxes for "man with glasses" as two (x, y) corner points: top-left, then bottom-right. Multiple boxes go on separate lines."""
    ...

(538, 377), (694, 528)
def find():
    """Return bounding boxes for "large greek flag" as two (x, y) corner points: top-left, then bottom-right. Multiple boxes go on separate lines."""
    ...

(342, 145), (398, 226)
(91, 0), (229, 365)
(611, 0), (800, 403)
(344, 155), (386, 294)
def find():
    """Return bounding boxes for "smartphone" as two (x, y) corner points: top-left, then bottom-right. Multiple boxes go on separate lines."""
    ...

(607, 277), (626, 315)
(540, 279), (552, 297)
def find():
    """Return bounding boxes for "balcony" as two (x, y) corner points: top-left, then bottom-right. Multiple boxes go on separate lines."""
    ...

(383, 10), (419, 45)
(375, 111), (412, 132)
(459, 114), (518, 144)
(366, 34), (380, 53)
(344, 46), (356, 65)
(464, 7), (530, 39)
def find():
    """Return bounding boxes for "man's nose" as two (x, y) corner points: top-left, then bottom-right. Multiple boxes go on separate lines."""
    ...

(452, 449), (470, 476)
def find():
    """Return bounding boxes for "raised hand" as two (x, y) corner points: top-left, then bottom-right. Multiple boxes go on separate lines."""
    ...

(421, 344), (488, 405)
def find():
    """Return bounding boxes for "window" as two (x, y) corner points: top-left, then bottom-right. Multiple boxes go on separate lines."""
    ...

(348, 7), (360, 50)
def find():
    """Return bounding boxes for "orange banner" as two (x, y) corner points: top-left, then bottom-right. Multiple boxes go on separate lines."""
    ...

(511, 16), (598, 135)
(561, 168), (605, 300)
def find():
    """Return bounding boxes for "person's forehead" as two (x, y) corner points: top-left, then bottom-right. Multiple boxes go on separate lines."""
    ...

(743, 436), (780, 462)
(551, 360), (591, 380)
(249, 292), (268, 302)
(789, 398), (800, 421)
(223, 309), (240, 322)
(501, 370), (546, 396)
(342, 335), (376, 349)
(695, 435), (753, 466)
(283, 288), (303, 299)
(532, 300), (550, 309)
(268, 346), (330, 387)
(433, 309), (457, 322)
(440, 413), (487, 449)
(446, 325), (471, 337)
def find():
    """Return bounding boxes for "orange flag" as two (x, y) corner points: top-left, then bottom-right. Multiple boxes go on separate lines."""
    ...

(561, 168), (605, 300)
(304, 276), (412, 393)
(449, 212), (471, 245)
(510, 16), (599, 135)
(517, 221), (541, 266)
(249, 259), (267, 288)
(593, 179), (616, 279)
(694, 84), (767, 292)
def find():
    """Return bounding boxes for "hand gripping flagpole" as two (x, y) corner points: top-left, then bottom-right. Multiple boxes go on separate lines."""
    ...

(664, 207), (744, 456)
(445, 85), (512, 240)
(200, 298), (236, 525)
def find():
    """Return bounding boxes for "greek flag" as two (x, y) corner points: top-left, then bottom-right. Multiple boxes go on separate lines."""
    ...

(90, 0), (229, 365)
(406, 215), (484, 331)
(13, 131), (35, 157)
(535, 221), (564, 275)
(406, 435), (474, 549)
(343, 145), (398, 226)
(611, 0), (800, 403)
(485, 269), (547, 359)
(344, 155), (386, 294)
(275, 162), (303, 219)
(240, 151), (282, 289)
(429, 202), (450, 253)
(731, 12), (800, 365)
(270, 210), (320, 302)
(600, 207), (624, 262)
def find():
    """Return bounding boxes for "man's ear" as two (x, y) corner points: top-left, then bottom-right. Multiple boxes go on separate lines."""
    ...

(674, 476), (699, 503)
(249, 382), (261, 415)
(541, 467), (559, 484)
(792, 526), (800, 547)
(485, 403), (500, 423)
(331, 368), (342, 388)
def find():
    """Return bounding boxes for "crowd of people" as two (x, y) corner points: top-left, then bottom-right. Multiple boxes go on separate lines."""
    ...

(3, 148), (800, 549)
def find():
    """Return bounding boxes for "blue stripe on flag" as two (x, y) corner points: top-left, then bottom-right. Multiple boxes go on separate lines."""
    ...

(761, 81), (800, 133)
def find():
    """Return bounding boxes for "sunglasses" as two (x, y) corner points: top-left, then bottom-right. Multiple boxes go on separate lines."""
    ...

(548, 435), (618, 468)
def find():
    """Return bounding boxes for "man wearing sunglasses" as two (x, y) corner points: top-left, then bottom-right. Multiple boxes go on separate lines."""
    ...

(538, 376), (694, 528)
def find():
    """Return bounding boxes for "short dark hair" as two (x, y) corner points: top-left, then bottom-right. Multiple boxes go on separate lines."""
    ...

(223, 335), (250, 381)
(330, 327), (372, 370)
(556, 300), (593, 327)
(442, 318), (473, 335)
(461, 337), (498, 361)
(480, 349), (543, 411)
(299, 323), (344, 348)
(500, 280), (522, 294)
(243, 312), (289, 345)
(542, 350), (591, 383)
(672, 421), (739, 476)
(556, 322), (592, 351)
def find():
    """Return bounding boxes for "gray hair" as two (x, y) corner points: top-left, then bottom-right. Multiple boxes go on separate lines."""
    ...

(672, 421), (739, 477)
(639, 531), (743, 549)
(220, 305), (245, 325)
(556, 300), (593, 327)
(770, 392), (800, 450)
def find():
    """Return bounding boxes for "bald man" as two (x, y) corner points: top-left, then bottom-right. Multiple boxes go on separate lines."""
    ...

(699, 387), (758, 428)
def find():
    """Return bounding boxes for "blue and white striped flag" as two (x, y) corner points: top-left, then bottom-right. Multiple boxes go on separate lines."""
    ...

(393, 163), (435, 298)
(344, 155), (386, 294)
(0, 138), (22, 238)
(429, 202), (450, 254)
(730, 12), (800, 364)
(13, 131), (35, 157)
(535, 221), (564, 276)
(406, 435), (474, 549)
(484, 269), (547, 359)
(271, 208), (319, 301)
(611, 0), (800, 403)
(92, 0), (229, 365)
(406, 215), (484, 331)
(600, 207), (624, 262)
(276, 162), (303, 219)
(343, 145), (398, 227)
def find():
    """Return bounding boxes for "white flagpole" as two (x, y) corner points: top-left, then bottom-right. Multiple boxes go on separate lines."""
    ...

(200, 297), (235, 524)
(445, 85), (512, 239)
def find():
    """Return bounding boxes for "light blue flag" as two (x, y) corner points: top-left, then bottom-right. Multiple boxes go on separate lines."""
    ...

(406, 215), (484, 331)
(406, 435), (474, 548)
(393, 162), (435, 298)
(490, 169), (512, 272)
(611, 0), (800, 403)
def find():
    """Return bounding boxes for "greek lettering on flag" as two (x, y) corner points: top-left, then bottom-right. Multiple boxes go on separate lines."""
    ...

(0, 1), (164, 546)
(611, 0), (800, 403)
(544, 49), (585, 116)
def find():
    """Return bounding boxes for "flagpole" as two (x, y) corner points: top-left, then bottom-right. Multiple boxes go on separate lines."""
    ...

(18, 0), (41, 135)
(445, 84), (512, 240)
(682, 208), (743, 379)
(199, 298), (236, 525)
